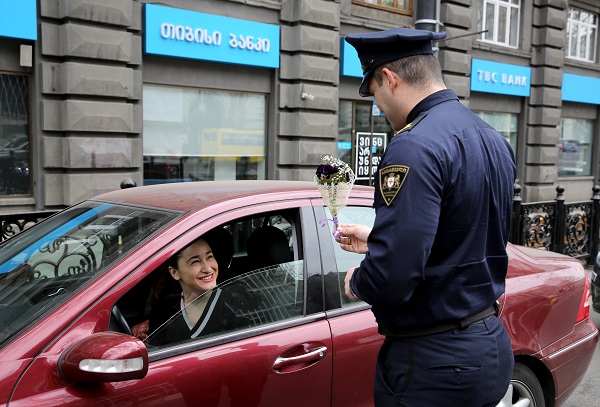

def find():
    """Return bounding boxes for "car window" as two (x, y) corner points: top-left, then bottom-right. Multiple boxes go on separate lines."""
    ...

(0, 202), (179, 348)
(146, 262), (304, 347)
(324, 206), (376, 307)
(118, 209), (306, 349)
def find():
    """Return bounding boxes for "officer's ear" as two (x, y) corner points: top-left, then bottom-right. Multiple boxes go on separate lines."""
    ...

(381, 68), (399, 91)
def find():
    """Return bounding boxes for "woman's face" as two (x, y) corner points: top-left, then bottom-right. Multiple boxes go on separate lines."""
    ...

(169, 239), (219, 300)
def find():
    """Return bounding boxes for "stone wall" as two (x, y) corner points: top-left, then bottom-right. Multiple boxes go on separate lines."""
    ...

(38, 0), (142, 206)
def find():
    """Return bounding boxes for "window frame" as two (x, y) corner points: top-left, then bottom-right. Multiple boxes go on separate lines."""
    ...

(0, 72), (32, 196)
(556, 117), (595, 178)
(313, 200), (375, 315)
(352, 0), (413, 15)
(142, 84), (268, 184)
(566, 6), (599, 63)
(479, 0), (521, 49)
(338, 100), (393, 187)
(107, 201), (326, 361)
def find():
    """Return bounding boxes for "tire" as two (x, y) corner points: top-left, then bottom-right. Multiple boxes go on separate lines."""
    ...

(510, 362), (545, 407)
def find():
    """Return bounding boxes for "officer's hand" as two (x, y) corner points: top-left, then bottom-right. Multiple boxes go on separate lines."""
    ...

(336, 224), (371, 254)
(344, 267), (360, 301)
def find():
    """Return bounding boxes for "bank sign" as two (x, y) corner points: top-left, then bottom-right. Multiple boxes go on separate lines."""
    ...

(0, 0), (37, 40)
(340, 38), (362, 78)
(562, 73), (600, 105)
(144, 4), (280, 68)
(470, 59), (531, 97)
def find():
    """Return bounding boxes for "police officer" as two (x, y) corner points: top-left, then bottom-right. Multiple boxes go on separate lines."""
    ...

(337, 28), (516, 406)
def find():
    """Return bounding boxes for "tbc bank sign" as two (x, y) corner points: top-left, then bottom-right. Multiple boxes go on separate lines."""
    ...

(144, 4), (280, 69)
(470, 59), (531, 97)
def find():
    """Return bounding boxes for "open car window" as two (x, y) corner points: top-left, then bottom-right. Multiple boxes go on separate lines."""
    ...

(146, 261), (304, 348)
(0, 201), (179, 348)
(117, 209), (308, 349)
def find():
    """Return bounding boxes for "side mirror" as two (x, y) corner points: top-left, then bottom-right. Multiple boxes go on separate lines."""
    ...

(58, 332), (148, 383)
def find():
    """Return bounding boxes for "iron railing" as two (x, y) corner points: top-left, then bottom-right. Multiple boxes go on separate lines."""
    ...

(0, 210), (59, 242)
(0, 179), (137, 244)
(510, 182), (600, 265)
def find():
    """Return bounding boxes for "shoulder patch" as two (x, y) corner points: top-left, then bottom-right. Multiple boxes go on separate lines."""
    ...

(379, 165), (410, 206)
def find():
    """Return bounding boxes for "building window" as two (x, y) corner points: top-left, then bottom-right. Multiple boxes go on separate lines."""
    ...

(566, 7), (598, 63)
(479, 0), (521, 48)
(353, 0), (412, 13)
(143, 85), (266, 185)
(557, 118), (593, 177)
(338, 100), (392, 186)
(0, 73), (30, 196)
(475, 111), (518, 159)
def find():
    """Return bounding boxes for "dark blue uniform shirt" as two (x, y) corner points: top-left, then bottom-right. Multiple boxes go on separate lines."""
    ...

(351, 89), (516, 328)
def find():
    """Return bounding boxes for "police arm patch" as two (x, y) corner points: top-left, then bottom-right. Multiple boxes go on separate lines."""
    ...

(379, 165), (410, 206)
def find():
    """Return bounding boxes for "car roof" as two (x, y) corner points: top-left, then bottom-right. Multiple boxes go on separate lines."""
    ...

(92, 180), (375, 212)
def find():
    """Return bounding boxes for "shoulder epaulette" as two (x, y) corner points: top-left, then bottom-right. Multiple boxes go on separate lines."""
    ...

(392, 111), (428, 139)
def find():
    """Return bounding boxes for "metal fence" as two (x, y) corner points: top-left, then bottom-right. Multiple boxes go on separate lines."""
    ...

(0, 210), (59, 242)
(510, 182), (600, 265)
(2, 181), (600, 264)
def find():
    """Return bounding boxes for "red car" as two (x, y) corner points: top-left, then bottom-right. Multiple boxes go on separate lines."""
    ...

(0, 181), (596, 407)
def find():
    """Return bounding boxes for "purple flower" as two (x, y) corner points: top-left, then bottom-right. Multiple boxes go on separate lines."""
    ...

(315, 164), (339, 180)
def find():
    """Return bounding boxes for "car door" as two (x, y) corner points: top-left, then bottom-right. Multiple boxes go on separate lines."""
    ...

(9, 203), (333, 407)
(313, 202), (383, 407)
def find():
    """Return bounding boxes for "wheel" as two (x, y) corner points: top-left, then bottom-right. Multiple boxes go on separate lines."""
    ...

(510, 362), (545, 407)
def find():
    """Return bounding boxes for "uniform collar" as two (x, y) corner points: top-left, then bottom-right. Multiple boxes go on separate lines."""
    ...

(405, 89), (458, 125)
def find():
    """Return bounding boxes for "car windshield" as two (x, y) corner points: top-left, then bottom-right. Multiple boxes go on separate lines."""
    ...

(0, 201), (180, 347)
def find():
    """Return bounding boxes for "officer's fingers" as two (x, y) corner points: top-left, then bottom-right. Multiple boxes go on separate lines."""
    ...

(339, 241), (355, 253)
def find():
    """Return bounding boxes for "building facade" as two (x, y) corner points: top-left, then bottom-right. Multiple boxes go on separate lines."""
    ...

(0, 0), (599, 213)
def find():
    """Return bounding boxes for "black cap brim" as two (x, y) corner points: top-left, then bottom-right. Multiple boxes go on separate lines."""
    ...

(359, 70), (374, 97)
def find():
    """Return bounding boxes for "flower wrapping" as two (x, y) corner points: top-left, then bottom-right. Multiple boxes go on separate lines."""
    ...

(314, 156), (356, 236)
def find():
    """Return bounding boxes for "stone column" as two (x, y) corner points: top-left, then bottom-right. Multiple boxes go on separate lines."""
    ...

(278, 0), (341, 181)
(439, 0), (474, 106)
(38, 0), (142, 206)
(527, 0), (567, 201)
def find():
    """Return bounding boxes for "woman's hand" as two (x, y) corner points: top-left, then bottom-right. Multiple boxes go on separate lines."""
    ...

(336, 224), (371, 254)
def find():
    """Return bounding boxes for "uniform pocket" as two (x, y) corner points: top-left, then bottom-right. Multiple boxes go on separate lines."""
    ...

(428, 361), (482, 374)
(427, 360), (482, 387)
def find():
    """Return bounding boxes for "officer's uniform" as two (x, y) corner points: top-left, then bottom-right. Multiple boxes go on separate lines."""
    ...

(345, 28), (516, 406)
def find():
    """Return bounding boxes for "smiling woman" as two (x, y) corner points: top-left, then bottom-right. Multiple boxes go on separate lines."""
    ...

(147, 235), (253, 345)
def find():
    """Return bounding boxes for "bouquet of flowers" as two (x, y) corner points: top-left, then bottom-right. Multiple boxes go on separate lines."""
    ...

(314, 156), (356, 237)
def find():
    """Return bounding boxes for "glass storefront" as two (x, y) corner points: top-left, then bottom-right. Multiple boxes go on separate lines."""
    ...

(0, 73), (30, 196)
(475, 111), (518, 158)
(338, 100), (392, 186)
(143, 85), (267, 184)
(557, 118), (593, 177)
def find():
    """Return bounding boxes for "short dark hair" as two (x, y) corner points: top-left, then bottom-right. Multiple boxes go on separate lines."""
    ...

(373, 54), (444, 90)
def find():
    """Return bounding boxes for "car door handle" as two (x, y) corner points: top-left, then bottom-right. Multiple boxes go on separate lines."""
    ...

(272, 346), (328, 371)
